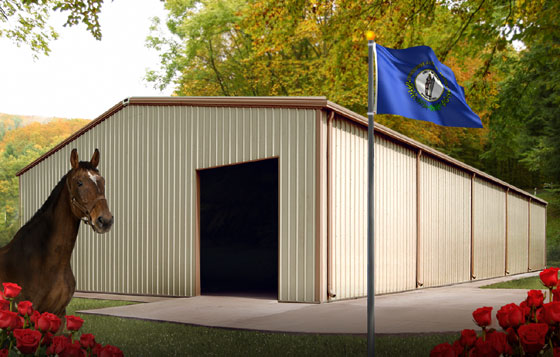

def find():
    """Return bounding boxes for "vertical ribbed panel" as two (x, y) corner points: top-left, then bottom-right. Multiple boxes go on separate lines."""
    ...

(19, 106), (317, 302)
(374, 136), (417, 294)
(330, 117), (367, 299)
(530, 203), (546, 270)
(420, 156), (471, 287)
(473, 178), (506, 279)
(507, 192), (529, 274)
(330, 118), (416, 298)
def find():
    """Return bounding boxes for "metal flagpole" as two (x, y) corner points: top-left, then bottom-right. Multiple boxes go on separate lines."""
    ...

(366, 30), (376, 356)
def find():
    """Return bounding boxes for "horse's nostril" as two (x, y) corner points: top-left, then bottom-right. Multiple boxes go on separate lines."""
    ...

(97, 216), (105, 225)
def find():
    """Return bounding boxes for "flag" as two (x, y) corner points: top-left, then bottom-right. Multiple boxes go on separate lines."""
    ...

(375, 44), (483, 128)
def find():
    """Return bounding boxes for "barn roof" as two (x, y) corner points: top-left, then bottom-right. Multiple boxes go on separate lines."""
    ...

(16, 96), (547, 205)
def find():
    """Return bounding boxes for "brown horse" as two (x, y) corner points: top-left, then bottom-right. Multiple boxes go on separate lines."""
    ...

(0, 148), (113, 317)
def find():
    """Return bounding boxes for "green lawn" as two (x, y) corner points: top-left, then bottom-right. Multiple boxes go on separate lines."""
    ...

(68, 298), (456, 356)
(481, 276), (545, 290)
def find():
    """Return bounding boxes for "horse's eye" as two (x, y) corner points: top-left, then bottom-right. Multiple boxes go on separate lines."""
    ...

(77, 180), (83, 187)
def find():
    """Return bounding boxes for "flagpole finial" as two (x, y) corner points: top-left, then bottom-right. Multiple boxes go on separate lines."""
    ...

(366, 31), (375, 41)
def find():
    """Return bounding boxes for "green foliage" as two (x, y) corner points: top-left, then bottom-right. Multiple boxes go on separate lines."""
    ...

(0, 0), (105, 56)
(0, 118), (89, 246)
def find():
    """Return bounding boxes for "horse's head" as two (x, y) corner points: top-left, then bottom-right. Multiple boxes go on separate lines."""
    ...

(67, 148), (113, 234)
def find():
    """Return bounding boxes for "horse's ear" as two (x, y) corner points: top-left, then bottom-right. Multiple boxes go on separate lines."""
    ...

(70, 149), (79, 169)
(90, 149), (100, 168)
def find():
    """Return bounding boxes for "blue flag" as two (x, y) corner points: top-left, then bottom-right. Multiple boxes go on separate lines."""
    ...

(375, 44), (483, 128)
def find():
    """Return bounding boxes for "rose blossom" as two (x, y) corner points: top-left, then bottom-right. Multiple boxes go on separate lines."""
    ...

(45, 313), (61, 333)
(80, 333), (96, 349)
(46, 335), (70, 356)
(540, 267), (560, 288)
(0, 349), (7, 357)
(486, 331), (512, 355)
(13, 328), (42, 354)
(0, 296), (9, 311)
(65, 315), (84, 331)
(2, 283), (21, 299)
(527, 290), (544, 308)
(99, 344), (124, 357)
(17, 301), (33, 317)
(59, 340), (86, 357)
(430, 342), (456, 357)
(472, 306), (492, 328)
(0, 310), (18, 329)
(518, 323), (548, 354)
(471, 337), (498, 357)
(544, 301), (560, 324)
(459, 329), (477, 347)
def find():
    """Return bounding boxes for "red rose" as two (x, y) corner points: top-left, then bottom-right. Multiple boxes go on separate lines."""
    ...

(451, 340), (464, 355)
(430, 342), (456, 357)
(520, 301), (531, 318)
(99, 345), (124, 357)
(553, 287), (560, 302)
(555, 346), (560, 357)
(17, 300), (33, 317)
(0, 296), (9, 311)
(470, 337), (499, 357)
(42, 332), (53, 346)
(540, 267), (560, 288)
(496, 303), (524, 329)
(46, 313), (61, 333)
(459, 329), (477, 347)
(486, 331), (512, 355)
(80, 333), (96, 349)
(506, 327), (518, 345)
(2, 282), (21, 299)
(36, 313), (52, 332)
(544, 302), (560, 324)
(0, 349), (8, 357)
(65, 315), (84, 331)
(527, 290), (544, 308)
(472, 306), (492, 328)
(59, 341), (86, 357)
(0, 310), (18, 329)
(30, 310), (40, 324)
(92, 343), (103, 356)
(13, 328), (42, 354)
(46, 335), (70, 356)
(518, 323), (548, 354)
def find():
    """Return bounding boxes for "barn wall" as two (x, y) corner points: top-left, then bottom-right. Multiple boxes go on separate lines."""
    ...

(419, 156), (471, 287)
(329, 118), (416, 299)
(507, 192), (529, 274)
(20, 105), (318, 302)
(530, 202), (547, 270)
(473, 178), (507, 279)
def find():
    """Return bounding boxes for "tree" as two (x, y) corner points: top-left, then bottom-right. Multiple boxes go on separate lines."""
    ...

(0, 0), (106, 56)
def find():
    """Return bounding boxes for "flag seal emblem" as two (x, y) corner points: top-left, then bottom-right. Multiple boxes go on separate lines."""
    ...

(405, 61), (451, 112)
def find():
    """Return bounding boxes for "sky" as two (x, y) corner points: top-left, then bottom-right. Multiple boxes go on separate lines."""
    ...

(0, 0), (174, 120)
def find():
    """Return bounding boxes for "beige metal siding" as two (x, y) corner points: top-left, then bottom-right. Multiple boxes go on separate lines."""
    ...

(473, 178), (506, 279)
(507, 192), (529, 274)
(329, 118), (416, 298)
(419, 156), (471, 287)
(19, 106), (317, 302)
(530, 202), (546, 270)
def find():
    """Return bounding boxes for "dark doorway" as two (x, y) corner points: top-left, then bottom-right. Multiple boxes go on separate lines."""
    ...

(199, 159), (278, 298)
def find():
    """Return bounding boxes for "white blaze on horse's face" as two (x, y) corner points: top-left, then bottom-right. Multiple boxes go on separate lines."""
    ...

(88, 171), (101, 192)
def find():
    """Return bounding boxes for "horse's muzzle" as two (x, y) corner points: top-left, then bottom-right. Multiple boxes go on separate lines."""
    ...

(93, 214), (113, 234)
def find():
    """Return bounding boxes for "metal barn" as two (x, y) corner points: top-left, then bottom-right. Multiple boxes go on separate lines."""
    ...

(16, 97), (547, 303)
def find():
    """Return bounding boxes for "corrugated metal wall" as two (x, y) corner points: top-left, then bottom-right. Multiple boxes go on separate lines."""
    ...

(507, 192), (529, 274)
(419, 156), (471, 287)
(473, 178), (506, 279)
(530, 202), (547, 270)
(19, 105), (318, 302)
(329, 118), (416, 298)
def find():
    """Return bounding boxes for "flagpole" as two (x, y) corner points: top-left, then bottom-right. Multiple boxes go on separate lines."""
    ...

(366, 30), (376, 356)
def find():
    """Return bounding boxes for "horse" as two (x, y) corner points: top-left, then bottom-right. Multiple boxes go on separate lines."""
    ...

(0, 148), (113, 317)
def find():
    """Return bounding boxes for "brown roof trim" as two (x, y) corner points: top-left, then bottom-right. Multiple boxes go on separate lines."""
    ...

(325, 101), (547, 206)
(16, 96), (547, 206)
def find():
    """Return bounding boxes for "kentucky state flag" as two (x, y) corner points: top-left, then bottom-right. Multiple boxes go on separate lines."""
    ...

(375, 44), (483, 128)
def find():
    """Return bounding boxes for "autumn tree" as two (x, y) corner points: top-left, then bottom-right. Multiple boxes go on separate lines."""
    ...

(0, 118), (89, 246)
(0, 0), (106, 55)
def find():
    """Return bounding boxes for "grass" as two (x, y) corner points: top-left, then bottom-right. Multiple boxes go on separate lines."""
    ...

(481, 276), (545, 290)
(68, 298), (457, 356)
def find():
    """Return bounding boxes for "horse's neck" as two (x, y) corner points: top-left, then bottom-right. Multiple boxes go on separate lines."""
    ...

(47, 186), (81, 266)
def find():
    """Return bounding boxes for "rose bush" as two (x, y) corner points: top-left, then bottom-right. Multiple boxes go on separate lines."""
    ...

(0, 282), (123, 356)
(431, 267), (560, 356)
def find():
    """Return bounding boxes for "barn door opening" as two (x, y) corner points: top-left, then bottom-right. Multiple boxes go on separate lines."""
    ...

(199, 158), (279, 299)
